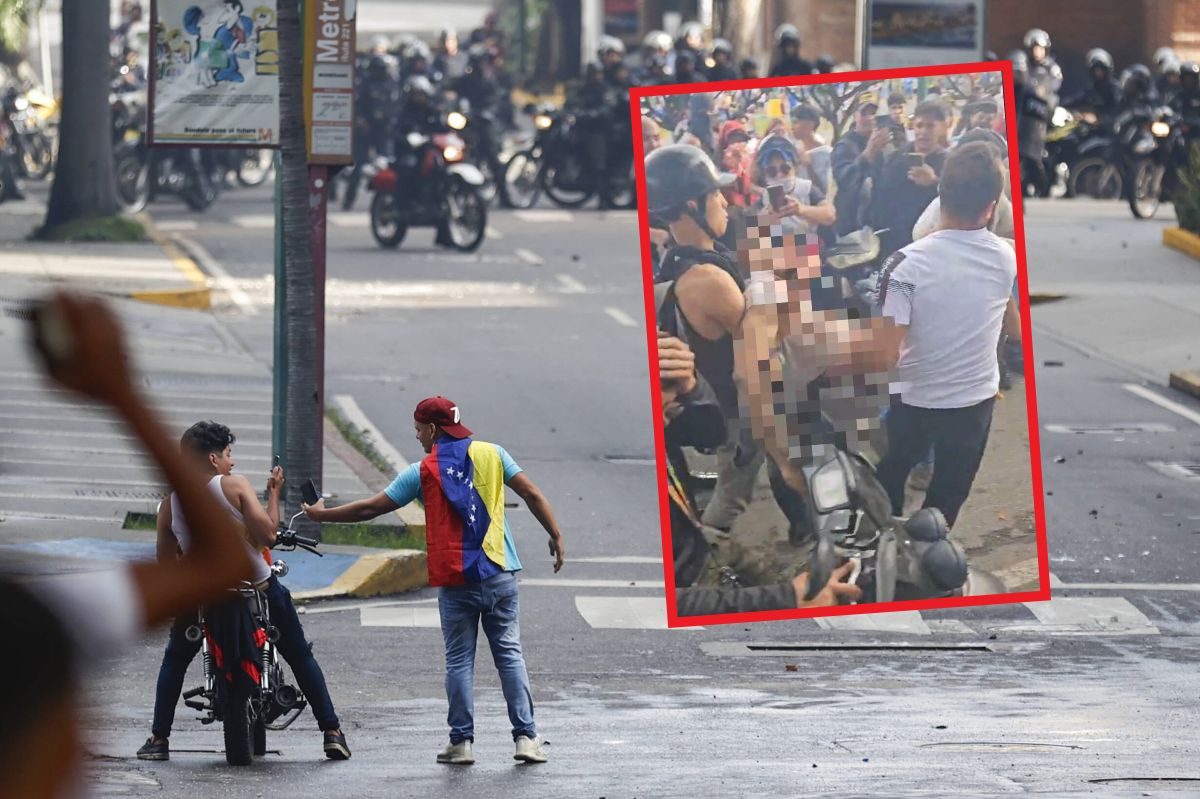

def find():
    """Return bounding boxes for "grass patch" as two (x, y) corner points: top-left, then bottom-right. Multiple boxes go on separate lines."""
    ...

(320, 522), (426, 551)
(123, 511), (157, 531)
(325, 405), (395, 476)
(36, 215), (146, 242)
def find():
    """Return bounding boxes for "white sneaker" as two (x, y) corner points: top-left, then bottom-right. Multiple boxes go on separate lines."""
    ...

(514, 735), (548, 763)
(436, 740), (474, 765)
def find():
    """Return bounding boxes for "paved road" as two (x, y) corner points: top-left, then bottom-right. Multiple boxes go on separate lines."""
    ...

(44, 191), (1193, 796)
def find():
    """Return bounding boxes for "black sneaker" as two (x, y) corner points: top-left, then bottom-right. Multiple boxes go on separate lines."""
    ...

(324, 730), (351, 760)
(136, 736), (169, 761)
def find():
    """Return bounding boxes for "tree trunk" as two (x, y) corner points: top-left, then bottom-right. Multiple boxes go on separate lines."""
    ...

(41, 0), (116, 231)
(718, 0), (763, 61)
(274, 0), (323, 537)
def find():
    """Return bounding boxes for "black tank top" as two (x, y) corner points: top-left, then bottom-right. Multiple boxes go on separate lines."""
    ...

(656, 245), (744, 419)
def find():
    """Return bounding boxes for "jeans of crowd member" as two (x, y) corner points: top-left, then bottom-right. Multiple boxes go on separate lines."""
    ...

(151, 576), (341, 738)
(438, 570), (536, 745)
(875, 395), (996, 527)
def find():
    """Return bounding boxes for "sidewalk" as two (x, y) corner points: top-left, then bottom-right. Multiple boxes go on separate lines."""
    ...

(0, 194), (423, 598)
(0, 187), (209, 308)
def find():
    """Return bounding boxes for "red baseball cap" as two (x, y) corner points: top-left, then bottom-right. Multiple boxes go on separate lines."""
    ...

(414, 396), (472, 439)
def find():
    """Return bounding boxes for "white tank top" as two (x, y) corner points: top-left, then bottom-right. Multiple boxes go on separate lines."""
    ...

(169, 475), (272, 583)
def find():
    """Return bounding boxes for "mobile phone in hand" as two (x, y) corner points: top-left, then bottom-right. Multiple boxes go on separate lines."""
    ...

(767, 184), (786, 210)
(907, 152), (926, 167)
(301, 479), (320, 506)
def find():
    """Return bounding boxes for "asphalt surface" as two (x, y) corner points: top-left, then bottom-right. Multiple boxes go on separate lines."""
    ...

(4, 179), (1200, 795)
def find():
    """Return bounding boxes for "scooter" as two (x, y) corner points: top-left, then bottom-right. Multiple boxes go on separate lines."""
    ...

(800, 449), (1006, 604)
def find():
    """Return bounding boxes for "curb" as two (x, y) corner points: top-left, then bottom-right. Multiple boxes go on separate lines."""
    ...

(1169, 370), (1200, 400)
(1028, 292), (1067, 305)
(292, 549), (428, 602)
(1164, 227), (1200, 261)
(133, 212), (212, 309)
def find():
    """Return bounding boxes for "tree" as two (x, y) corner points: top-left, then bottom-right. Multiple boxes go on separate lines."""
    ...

(0, 0), (35, 66)
(716, 0), (764, 65)
(39, 0), (118, 234)
(273, 0), (324, 536)
(805, 80), (885, 143)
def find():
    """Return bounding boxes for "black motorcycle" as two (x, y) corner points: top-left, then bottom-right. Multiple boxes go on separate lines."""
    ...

(111, 93), (217, 213)
(800, 449), (1005, 604)
(2, 87), (53, 180)
(502, 103), (636, 210)
(1043, 107), (1117, 199)
(182, 510), (320, 766)
(367, 122), (487, 252)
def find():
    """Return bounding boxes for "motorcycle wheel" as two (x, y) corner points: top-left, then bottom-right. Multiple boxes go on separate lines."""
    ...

(114, 153), (150, 214)
(369, 192), (408, 249)
(445, 176), (487, 252)
(182, 174), (217, 212)
(1127, 158), (1163, 219)
(475, 158), (498, 206)
(602, 162), (637, 210)
(237, 149), (274, 187)
(500, 150), (541, 209)
(20, 134), (52, 180)
(222, 682), (254, 766)
(541, 163), (593, 208)
(1068, 157), (1122, 200)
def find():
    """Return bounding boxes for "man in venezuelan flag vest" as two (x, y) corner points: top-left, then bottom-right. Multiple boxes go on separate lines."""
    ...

(303, 396), (565, 766)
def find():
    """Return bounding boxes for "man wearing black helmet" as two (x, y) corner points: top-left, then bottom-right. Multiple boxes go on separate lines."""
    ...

(1172, 62), (1200, 129)
(671, 21), (705, 74)
(769, 24), (813, 77)
(342, 45), (399, 210)
(647, 144), (761, 532)
(707, 38), (738, 82)
(739, 58), (759, 81)
(1023, 28), (1062, 104)
(1063, 49), (1122, 126)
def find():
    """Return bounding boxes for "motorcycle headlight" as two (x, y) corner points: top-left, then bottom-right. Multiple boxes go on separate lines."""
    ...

(14, 96), (29, 111)
(1151, 120), (1171, 138)
(535, 114), (553, 130)
(447, 111), (468, 131)
(443, 145), (463, 162)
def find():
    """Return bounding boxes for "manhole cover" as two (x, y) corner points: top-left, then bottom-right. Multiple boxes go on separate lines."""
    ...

(920, 742), (1083, 753)
(1045, 423), (1174, 434)
(1148, 461), (1200, 481)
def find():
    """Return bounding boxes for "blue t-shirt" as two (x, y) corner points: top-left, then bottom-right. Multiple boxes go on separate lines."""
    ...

(385, 445), (524, 572)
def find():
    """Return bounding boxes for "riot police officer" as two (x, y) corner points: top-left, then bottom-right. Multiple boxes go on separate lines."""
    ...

(1023, 28), (1062, 105)
(1063, 48), (1122, 125)
(670, 21), (705, 74)
(637, 29), (673, 84)
(706, 38), (737, 82)
(769, 24), (813, 77)
(341, 44), (399, 209)
(1172, 61), (1200, 126)
(1010, 49), (1051, 195)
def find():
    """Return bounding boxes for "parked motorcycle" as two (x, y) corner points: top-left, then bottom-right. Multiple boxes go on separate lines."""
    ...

(800, 449), (1005, 604)
(502, 103), (636, 210)
(367, 122), (487, 252)
(182, 510), (320, 766)
(2, 86), (53, 180)
(110, 93), (217, 213)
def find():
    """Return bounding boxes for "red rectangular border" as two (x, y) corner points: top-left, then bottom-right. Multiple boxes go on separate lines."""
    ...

(628, 61), (1051, 629)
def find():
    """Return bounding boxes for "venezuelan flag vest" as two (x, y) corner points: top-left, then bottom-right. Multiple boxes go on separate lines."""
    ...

(419, 437), (510, 587)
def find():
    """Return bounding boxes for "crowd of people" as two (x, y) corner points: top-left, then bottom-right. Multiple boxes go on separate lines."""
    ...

(642, 73), (1022, 616)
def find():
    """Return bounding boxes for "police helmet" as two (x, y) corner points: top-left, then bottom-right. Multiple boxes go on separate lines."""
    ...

(711, 38), (733, 58)
(1085, 48), (1114, 73)
(598, 35), (626, 59)
(643, 30), (672, 53)
(1154, 47), (1178, 68)
(775, 23), (800, 47)
(1122, 63), (1152, 95)
(403, 74), (435, 100)
(1023, 28), (1050, 50)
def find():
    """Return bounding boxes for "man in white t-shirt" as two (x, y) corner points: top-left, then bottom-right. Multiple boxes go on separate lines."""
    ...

(875, 141), (1020, 526)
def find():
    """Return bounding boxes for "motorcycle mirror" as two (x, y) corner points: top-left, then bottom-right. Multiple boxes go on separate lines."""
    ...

(808, 454), (853, 514)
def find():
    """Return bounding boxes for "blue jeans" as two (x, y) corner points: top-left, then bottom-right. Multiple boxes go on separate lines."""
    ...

(438, 571), (536, 744)
(151, 577), (340, 737)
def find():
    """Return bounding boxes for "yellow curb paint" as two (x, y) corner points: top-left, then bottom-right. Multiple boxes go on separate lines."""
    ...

(1164, 227), (1200, 261)
(132, 212), (211, 309)
(292, 549), (429, 602)
(1028, 292), (1067, 305)
(1169, 370), (1200, 400)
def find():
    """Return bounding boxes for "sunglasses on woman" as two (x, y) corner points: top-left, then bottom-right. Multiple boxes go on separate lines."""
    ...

(763, 162), (793, 179)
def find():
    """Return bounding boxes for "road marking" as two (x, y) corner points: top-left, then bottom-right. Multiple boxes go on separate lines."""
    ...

(556, 274), (587, 293)
(0, 440), (269, 456)
(1147, 461), (1200, 481)
(514, 247), (544, 265)
(816, 611), (932, 636)
(173, 234), (259, 315)
(302, 597), (438, 615)
(327, 211), (367, 228)
(574, 596), (700, 630)
(0, 511), (123, 523)
(486, 225), (504, 240)
(604, 307), (638, 328)
(1021, 597), (1158, 635)
(329, 395), (410, 473)
(1123, 383), (1200, 426)
(514, 209), (574, 223)
(0, 384), (270, 405)
(153, 220), (200, 232)
(1052, 581), (1200, 592)
(1044, 423), (1175, 434)
(359, 605), (442, 628)
(231, 214), (276, 229)
(518, 578), (664, 589)
(0, 260), (188, 282)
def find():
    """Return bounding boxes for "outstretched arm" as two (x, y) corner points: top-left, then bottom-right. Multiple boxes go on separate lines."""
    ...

(506, 473), (565, 572)
(304, 490), (401, 523)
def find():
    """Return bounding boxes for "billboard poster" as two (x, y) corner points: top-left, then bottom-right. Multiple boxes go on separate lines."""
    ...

(303, 0), (356, 165)
(862, 0), (987, 70)
(149, 0), (281, 146)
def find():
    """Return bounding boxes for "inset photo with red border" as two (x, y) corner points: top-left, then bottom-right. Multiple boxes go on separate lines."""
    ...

(630, 62), (1049, 628)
